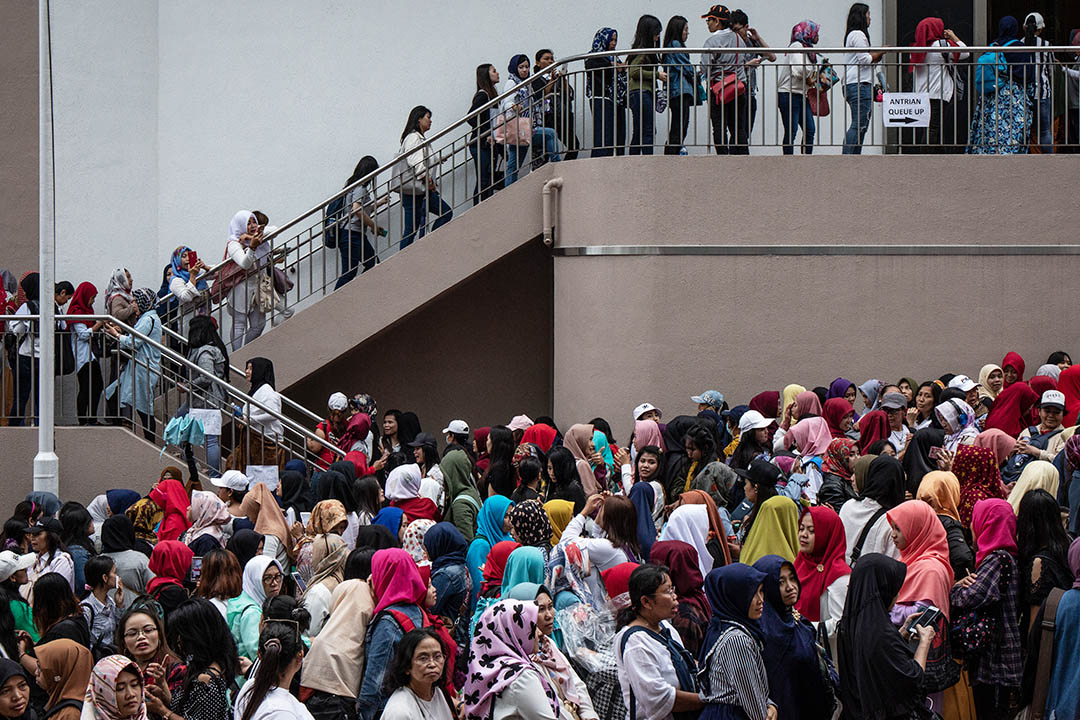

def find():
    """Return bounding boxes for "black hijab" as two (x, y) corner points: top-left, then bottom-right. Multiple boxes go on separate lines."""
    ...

(247, 357), (275, 392)
(101, 515), (136, 553)
(354, 524), (400, 551)
(19, 273), (39, 305)
(317, 468), (358, 514)
(860, 455), (907, 509)
(0, 659), (33, 720)
(837, 554), (924, 720)
(279, 469), (314, 514)
(226, 529), (264, 568)
(901, 428), (946, 496)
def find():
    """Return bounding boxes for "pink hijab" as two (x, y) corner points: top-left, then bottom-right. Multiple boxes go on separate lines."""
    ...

(973, 429), (1015, 466)
(786, 417), (833, 457)
(795, 390), (823, 419)
(887, 500), (954, 619)
(370, 548), (426, 615)
(633, 420), (664, 452)
(971, 499), (1018, 567)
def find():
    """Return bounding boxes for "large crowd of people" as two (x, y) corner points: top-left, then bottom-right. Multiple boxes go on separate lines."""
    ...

(0, 346), (1076, 719)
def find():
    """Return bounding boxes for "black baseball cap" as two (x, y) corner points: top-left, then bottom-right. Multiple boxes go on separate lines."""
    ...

(407, 432), (438, 449)
(702, 4), (730, 20)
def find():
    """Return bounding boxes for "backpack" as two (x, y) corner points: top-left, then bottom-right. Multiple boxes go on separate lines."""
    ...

(323, 193), (347, 249)
(1000, 426), (1061, 486)
(43, 699), (83, 719)
(974, 40), (1020, 95)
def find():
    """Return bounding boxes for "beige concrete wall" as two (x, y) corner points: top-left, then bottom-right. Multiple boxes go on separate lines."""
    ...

(0, 427), (175, 511)
(0, 0), (38, 274)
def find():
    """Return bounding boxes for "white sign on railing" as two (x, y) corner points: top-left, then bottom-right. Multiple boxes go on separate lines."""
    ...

(882, 92), (931, 128)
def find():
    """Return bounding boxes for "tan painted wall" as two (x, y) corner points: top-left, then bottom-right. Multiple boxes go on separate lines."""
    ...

(0, 0), (39, 274)
(0, 427), (176, 510)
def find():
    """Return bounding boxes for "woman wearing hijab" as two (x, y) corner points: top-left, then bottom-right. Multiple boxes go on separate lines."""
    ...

(1001, 351), (1027, 388)
(543, 500), (574, 548)
(500, 53), (561, 187)
(777, 20), (821, 155)
(66, 282), (105, 424)
(698, 563), (774, 720)
(226, 555), (284, 661)
(753, 555), (833, 720)
(585, 27), (626, 158)
(278, 460), (313, 526)
(659, 504), (716, 579)
(886, 500), (954, 627)
(386, 464), (440, 522)
(239, 482), (293, 567)
(84, 654), (148, 720)
(900, 429), (944, 498)
(1059, 364), (1080, 426)
(356, 549), (426, 720)
(978, 364), (1004, 405)
(300, 578), (375, 720)
(781, 417), (832, 501)
(563, 424), (603, 496)
(906, 18), (968, 153)
(166, 245), (208, 312)
(441, 449), (482, 543)
(465, 495), (514, 605)
(837, 554), (937, 720)
(951, 445), (1009, 528)
(1006, 460), (1059, 513)
(147, 478), (190, 544)
(649, 540), (709, 659)
(968, 17), (1031, 154)
(500, 546), (545, 597)
(371, 507), (404, 539)
(984, 382), (1039, 438)
(916, 471), (975, 578)
(821, 399), (854, 440)
(857, 410), (890, 454)
(839, 455), (905, 565)
(818, 438), (859, 512)
(226, 357), (285, 473)
(401, 519), (435, 564)
(423, 523), (470, 634)
(105, 268), (136, 324)
(226, 529), (264, 569)
(858, 379), (883, 412)
(794, 505), (851, 648)
(973, 428), (1015, 468)
(101, 516), (153, 598)
(950, 499), (1022, 716)
(506, 500), (553, 551)
(302, 533), (348, 636)
(936, 399), (979, 452)
(218, 211), (269, 350)
(740, 496), (799, 566)
(35, 639), (94, 720)
(146, 540), (194, 619)
(179, 490), (230, 556)
(103, 288), (161, 440)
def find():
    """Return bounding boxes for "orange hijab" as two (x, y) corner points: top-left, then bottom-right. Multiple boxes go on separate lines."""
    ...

(886, 500), (954, 618)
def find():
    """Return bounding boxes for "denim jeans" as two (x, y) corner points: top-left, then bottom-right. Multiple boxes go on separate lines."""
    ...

(401, 190), (452, 248)
(1035, 97), (1053, 154)
(777, 92), (815, 154)
(843, 82), (873, 154)
(334, 228), (377, 288)
(628, 89), (655, 155)
(590, 97), (627, 157)
(504, 144), (531, 186)
(531, 127), (561, 165)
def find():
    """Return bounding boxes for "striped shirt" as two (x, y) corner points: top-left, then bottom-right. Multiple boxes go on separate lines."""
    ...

(700, 623), (775, 720)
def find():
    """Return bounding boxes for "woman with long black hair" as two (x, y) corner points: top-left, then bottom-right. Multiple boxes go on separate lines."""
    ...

(1016, 489), (1072, 635)
(397, 106), (451, 249)
(235, 620), (313, 720)
(842, 2), (884, 154)
(626, 14), (667, 155)
(468, 64), (503, 204)
(481, 425), (517, 498)
(546, 447), (587, 513)
(336, 156), (385, 288)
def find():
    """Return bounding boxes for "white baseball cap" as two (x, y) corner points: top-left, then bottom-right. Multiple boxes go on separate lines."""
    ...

(508, 415), (534, 432)
(948, 375), (979, 392)
(1025, 12), (1045, 30)
(0, 551), (35, 583)
(442, 419), (470, 435)
(1041, 390), (1066, 410)
(210, 470), (250, 492)
(633, 402), (661, 421)
(327, 392), (348, 411)
(738, 410), (773, 434)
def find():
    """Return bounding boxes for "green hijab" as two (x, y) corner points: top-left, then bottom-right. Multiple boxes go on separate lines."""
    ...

(443, 449), (482, 507)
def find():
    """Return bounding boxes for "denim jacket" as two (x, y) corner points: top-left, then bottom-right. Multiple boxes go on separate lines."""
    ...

(664, 41), (699, 98)
(357, 603), (424, 720)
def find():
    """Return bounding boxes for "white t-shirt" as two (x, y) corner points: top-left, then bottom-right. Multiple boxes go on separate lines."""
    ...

(382, 687), (456, 720)
(911, 39), (970, 102)
(234, 685), (315, 720)
(777, 41), (815, 94)
(614, 621), (687, 720)
(845, 30), (873, 85)
(888, 426), (911, 454)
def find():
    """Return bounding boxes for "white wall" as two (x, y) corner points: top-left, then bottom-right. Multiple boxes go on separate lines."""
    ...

(50, 0), (881, 300)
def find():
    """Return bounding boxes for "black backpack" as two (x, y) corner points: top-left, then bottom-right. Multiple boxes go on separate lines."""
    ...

(323, 193), (347, 248)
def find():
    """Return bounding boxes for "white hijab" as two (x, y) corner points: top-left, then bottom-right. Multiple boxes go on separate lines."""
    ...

(385, 464), (423, 501)
(228, 210), (255, 246)
(242, 555), (281, 606)
(659, 504), (713, 578)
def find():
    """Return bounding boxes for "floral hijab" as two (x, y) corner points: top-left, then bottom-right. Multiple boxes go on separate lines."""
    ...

(791, 20), (820, 61)
(936, 399), (978, 451)
(822, 438), (858, 480)
(85, 655), (148, 720)
(463, 600), (558, 719)
(402, 519), (436, 563)
(952, 445), (1008, 527)
(105, 269), (133, 308)
(507, 500), (552, 548)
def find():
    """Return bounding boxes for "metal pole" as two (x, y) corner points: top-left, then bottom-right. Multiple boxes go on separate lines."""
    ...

(35, 0), (59, 495)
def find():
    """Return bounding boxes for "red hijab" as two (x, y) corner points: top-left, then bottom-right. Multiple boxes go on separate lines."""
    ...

(600, 562), (640, 608)
(391, 497), (441, 523)
(149, 479), (191, 542)
(749, 392), (780, 419)
(1002, 351), (1026, 387)
(794, 506), (850, 622)
(857, 410), (889, 453)
(66, 282), (97, 324)
(823, 399), (855, 439)
(146, 540), (194, 594)
(1058, 365), (1080, 426)
(649, 540), (709, 620)
(984, 381), (1038, 437)
(520, 424), (557, 453)
(480, 541), (521, 595)
(909, 17), (957, 69)
(952, 446), (1008, 528)
(474, 427), (492, 472)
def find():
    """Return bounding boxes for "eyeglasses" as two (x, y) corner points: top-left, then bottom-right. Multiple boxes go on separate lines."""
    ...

(413, 652), (444, 666)
(123, 625), (158, 640)
(649, 587), (678, 598)
(263, 572), (283, 586)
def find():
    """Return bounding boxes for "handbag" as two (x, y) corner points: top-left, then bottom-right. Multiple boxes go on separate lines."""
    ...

(711, 72), (745, 105)
(253, 273), (277, 313)
(494, 113), (532, 146)
(950, 607), (999, 657)
(807, 87), (830, 116)
(655, 83), (668, 113)
(271, 267), (293, 295)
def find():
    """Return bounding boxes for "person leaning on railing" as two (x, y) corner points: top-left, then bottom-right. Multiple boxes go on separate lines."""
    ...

(500, 54), (561, 187)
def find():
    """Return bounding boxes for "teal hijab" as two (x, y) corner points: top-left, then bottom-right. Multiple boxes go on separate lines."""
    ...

(501, 546), (546, 595)
(476, 496), (515, 545)
(593, 430), (614, 468)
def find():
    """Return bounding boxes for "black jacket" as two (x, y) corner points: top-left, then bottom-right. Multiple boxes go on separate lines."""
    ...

(940, 514), (975, 579)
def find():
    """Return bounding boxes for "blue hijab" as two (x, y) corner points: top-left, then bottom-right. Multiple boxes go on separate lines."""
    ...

(26, 492), (61, 519)
(593, 430), (614, 468)
(995, 16), (1019, 44)
(372, 507), (404, 537)
(507, 54), (529, 83)
(858, 379), (883, 411)
(591, 27), (617, 54)
(628, 482), (657, 558)
(170, 246), (208, 290)
(423, 522), (467, 573)
(752, 555), (826, 720)
(702, 563), (767, 659)
(476, 496), (514, 545)
(105, 489), (141, 516)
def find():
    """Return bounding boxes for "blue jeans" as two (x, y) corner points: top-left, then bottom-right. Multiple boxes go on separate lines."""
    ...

(628, 89), (655, 155)
(777, 92), (815, 154)
(531, 127), (561, 165)
(205, 434), (220, 477)
(590, 97), (627, 157)
(401, 190), (452, 249)
(504, 144), (530, 186)
(1035, 97), (1053, 154)
(334, 228), (377, 288)
(843, 82), (873, 154)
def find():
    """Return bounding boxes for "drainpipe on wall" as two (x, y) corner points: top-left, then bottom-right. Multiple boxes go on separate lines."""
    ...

(542, 177), (563, 247)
